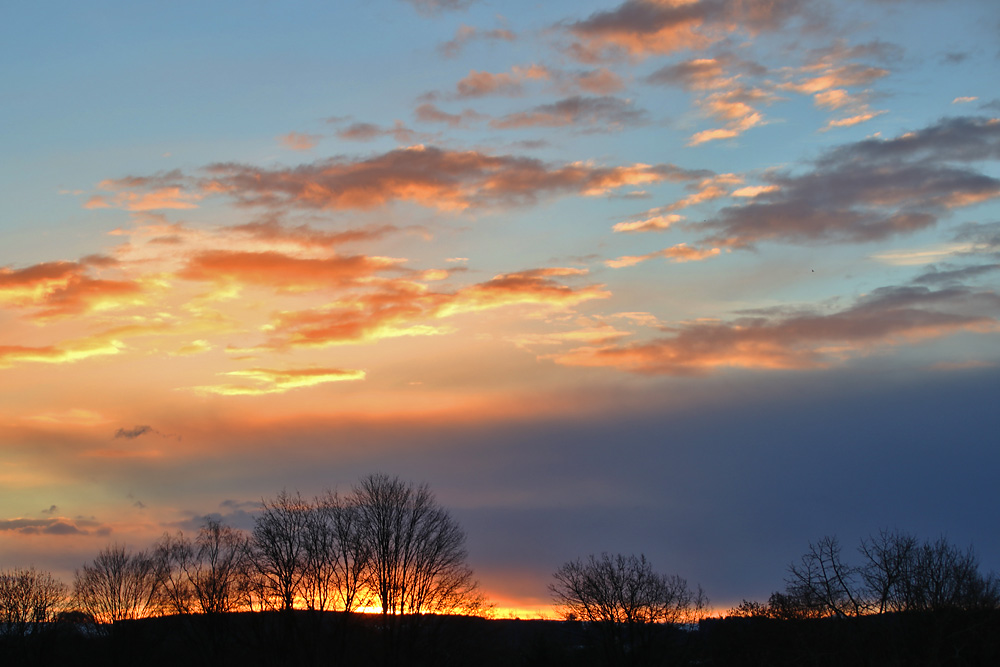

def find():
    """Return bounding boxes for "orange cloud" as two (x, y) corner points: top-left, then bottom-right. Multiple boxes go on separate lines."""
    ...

(0, 260), (146, 320)
(507, 323), (632, 349)
(781, 63), (889, 95)
(565, 0), (804, 62)
(612, 214), (683, 233)
(0, 261), (79, 305)
(688, 110), (764, 145)
(0, 339), (122, 369)
(200, 146), (699, 211)
(229, 219), (397, 249)
(245, 268), (609, 351)
(553, 285), (999, 374)
(89, 187), (203, 211)
(822, 110), (887, 131)
(455, 65), (548, 98)
(440, 268), (608, 316)
(605, 243), (720, 268)
(645, 56), (737, 90)
(573, 68), (625, 94)
(278, 132), (321, 150)
(191, 367), (366, 396)
(779, 55), (890, 131)
(178, 250), (404, 292)
(660, 173), (742, 210)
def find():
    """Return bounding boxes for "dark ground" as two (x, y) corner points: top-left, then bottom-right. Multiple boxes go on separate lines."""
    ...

(2, 609), (998, 666)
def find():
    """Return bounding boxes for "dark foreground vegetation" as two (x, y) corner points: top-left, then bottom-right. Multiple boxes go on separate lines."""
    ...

(2, 607), (999, 667)
(2, 474), (999, 666)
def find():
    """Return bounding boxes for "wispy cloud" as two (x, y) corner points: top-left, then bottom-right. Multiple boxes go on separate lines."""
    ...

(554, 284), (1000, 375)
(439, 24), (515, 58)
(191, 367), (366, 396)
(605, 243), (720, 268)
(563, 0), (807, 63)
(278, 132), (321, 150)
(400, 0), (478, 15)
(490, 95), (647, 131)
(181, 146), (705, 212)
(239, 267), (609, 352)
(0, 516), (111, 536)
(114, 425), (156, 439)
(455, 64), (549, 98)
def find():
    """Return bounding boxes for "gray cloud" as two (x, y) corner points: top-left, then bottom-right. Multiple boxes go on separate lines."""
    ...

(400, 0), (477, 15)
(439, 25), (515, 58)
(490, 96), (648, 131)
(114, 425), (155, 439)
(0, 517), (107, 536)
(696, 116), (1000, 248)
(564, 0), (809, 62)
(913, 263), (1000, 286)
(554, 283), (1000, 375)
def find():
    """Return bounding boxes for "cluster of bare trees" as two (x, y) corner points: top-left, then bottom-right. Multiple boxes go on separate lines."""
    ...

(0, 567), (67, 637)
(550, 553), (707, 665)
(70, 474), (485, 623)
(729, 529), (1000, 619)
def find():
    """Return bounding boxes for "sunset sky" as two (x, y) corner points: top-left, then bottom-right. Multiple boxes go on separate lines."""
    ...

(2, 0), (999, 615)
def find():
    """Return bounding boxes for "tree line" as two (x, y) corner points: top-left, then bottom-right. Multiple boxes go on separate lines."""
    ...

(728, 529), (1000, 619)
(2, 474), (999, 666)
(2, 473), (486, 631)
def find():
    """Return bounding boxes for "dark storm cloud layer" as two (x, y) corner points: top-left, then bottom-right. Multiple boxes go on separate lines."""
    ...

(555, 284), (1000, 375)
(253, 366), (1000, 607)
(696, 117), (1000, 247)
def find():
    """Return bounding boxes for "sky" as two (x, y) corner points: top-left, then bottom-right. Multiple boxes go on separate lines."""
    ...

(1, 0), (999, 616)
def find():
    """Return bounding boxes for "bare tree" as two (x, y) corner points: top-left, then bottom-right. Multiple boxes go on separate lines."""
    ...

(74, 544), (159, 623)
(300, 497), (340, 612)
(858, 528), (919, 614)
(315, 490), (371, 613)
(551, 553), (706, 666)
(353, 473), (482, 617)
(783, 531), (999, 617)
(189, 518), (251, 614)
(786, 535), (863, 618)
(907, 537), (999, 612)
(251, 490), (311, 610)
(0, 567), (67, 637)
(153, 531), (195, 614)
(153, 519), (250, 615)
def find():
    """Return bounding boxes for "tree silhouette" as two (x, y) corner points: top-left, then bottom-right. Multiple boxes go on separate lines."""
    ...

(74, 543), (159, 623)
(0, 567), (66, 637)
(250, 490), (311, 611)
(551, 552), (706, 666)
(353, 473), (482, 616)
